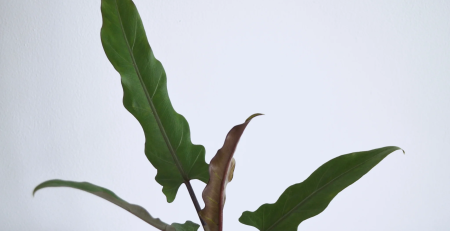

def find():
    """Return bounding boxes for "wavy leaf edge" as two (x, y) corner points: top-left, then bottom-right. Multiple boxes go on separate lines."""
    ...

(238, 146), (403, 231)
(200, 113), (262, 231)
(33, 179), (199, 231)
(100, 0), (210, 202)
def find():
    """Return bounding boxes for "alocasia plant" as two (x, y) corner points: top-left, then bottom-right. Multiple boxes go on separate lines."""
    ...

(33, 0), (404, 230)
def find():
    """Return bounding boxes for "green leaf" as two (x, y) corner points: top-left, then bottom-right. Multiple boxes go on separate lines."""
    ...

(100, 0), (209, 202)
(200, 114), (262, 231)
(170, 221), (200, 231)
(33, 179), (199, 231)
(239, 146), (403, 231)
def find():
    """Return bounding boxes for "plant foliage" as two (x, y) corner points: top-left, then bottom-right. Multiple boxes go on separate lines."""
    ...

(200, 114), (262, 231)
(33, 180), (199, 231)
(33, 0), (403, 230)
(239, 146), (403, 231)
(101, 0), (209, 203)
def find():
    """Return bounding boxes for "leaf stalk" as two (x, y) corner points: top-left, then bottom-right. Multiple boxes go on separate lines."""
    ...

(185, 180), (208, 231)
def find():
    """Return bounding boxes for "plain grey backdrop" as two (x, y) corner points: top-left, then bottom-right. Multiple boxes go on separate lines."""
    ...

(1, 0), (449, 230)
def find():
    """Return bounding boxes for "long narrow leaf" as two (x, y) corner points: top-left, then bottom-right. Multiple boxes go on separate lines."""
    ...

(239, 146), (403, 231)
(33, 180), (199, 231)
(100, 0), (209, 202)
(200, 114), (262, 231)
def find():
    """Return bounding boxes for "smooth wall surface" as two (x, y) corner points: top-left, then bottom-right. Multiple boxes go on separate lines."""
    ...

(1, 0), (449, 230)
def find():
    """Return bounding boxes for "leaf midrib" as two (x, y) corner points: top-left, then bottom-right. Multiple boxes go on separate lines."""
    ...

(264, 150), (389, 231)
(112, 0), (187, 180)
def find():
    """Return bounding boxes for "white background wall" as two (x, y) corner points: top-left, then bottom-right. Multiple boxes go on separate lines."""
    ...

(1, 0), (449, 230)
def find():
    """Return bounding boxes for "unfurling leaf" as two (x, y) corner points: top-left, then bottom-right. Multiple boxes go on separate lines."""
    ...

(200, 113), (262, 231)
(100, 0), (209, 202)
(33, 180), (199, 231)
(239, 146), (403, 231)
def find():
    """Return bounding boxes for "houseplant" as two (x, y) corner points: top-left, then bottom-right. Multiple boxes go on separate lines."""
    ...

(33, 0), (403, 230)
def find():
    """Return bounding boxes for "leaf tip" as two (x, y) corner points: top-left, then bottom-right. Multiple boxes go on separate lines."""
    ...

(245, 113), (263, 123)
(393, 146), (405, 155)
(32, 184), (43, 197)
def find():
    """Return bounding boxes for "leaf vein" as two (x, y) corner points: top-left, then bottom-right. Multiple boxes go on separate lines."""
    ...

(264, 151), (388, 231)
(112, 0), (187, 180)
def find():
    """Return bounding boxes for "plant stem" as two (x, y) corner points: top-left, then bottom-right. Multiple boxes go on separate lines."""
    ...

(185, 180), (207, 231)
